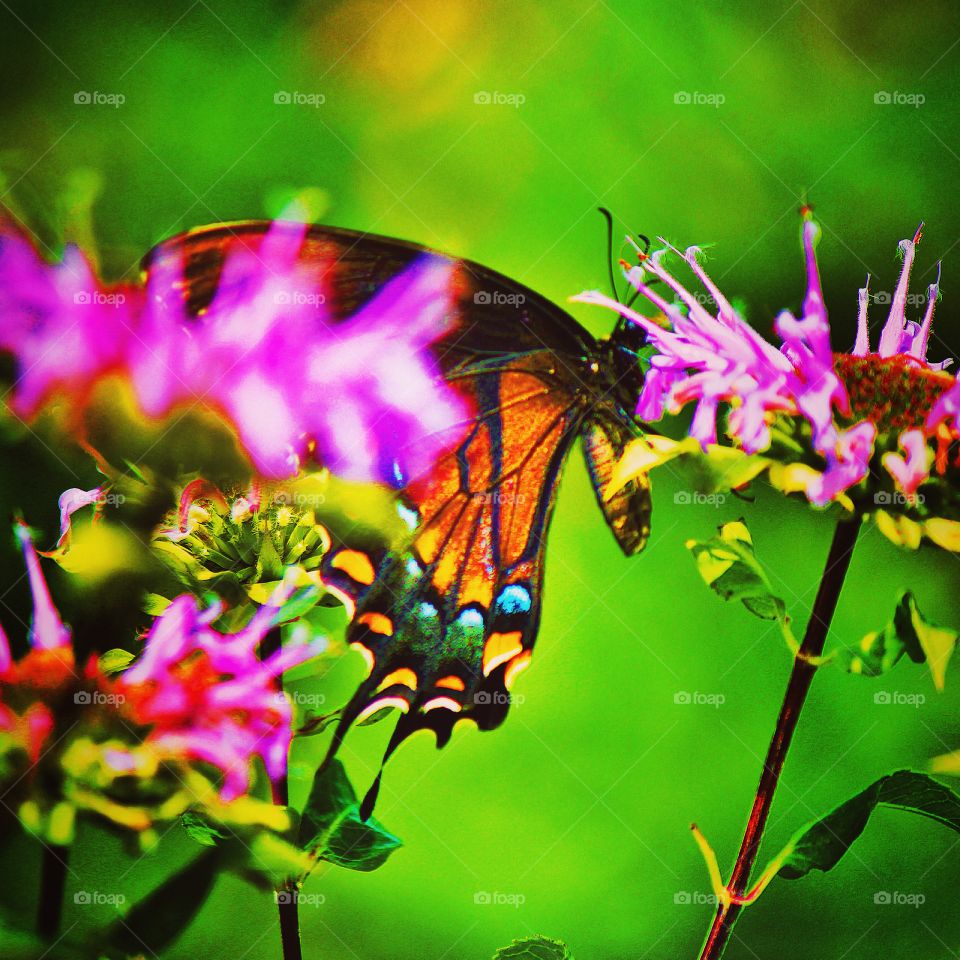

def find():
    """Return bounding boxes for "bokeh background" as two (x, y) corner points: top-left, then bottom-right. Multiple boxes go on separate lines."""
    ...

(1, 1), (960, 958)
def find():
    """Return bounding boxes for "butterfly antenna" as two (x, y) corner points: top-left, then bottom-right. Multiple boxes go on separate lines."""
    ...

(598, 207), (622, 303)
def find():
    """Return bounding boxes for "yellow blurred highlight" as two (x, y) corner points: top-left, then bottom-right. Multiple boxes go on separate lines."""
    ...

(55, 520), (146, 583)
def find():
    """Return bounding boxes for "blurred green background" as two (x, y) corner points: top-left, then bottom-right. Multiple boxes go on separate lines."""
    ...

(1, 0), (960, 958)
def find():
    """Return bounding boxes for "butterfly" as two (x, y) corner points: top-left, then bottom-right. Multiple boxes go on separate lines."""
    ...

(144, 220), (652, 813)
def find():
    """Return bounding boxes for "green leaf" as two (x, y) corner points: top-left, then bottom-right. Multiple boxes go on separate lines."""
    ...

(296, 709), (341, 737)
(299, 759), (402, 873)
(180, 812), (310, 888)
(142, 592), (172, 616)
(838, 592), (957, 688)
(96, 648), (135, 675)
(105, 848), (219, 956)
(779, 770), (960, 880)
(686, 520), (785, 622)
(493, 936), (574, 960)
(276, 585), (323, 621)
(257, 533), (286, 582)
(181, 810), (226, 847)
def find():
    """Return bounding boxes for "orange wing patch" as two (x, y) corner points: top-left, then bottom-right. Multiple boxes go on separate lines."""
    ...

(358, 612), (394, 636)
(331, 549), (377, 585)
(482, 631), (525, 676)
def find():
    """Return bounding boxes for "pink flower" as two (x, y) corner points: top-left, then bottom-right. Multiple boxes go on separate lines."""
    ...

(118, 582), (322, 800)
(882, 429), (930, 497)
(0, 215), (467, 484)
(1, 523), (322, 801)
(575, 215), (952, 506)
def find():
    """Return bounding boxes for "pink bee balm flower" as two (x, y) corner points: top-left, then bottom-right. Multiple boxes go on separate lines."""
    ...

(0, 215), (467, 484)
(1, 524), (322, 801)
(118, 582), (322, 800)
(575, 215), (956, 510)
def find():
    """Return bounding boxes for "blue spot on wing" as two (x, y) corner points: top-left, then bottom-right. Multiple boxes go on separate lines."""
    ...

(496, 584), (532, 615)
(397, 503), (419, 531)
(457, 608), (485, 630)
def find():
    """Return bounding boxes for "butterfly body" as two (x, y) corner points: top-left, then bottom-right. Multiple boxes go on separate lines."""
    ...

(144, 221), (651, 801)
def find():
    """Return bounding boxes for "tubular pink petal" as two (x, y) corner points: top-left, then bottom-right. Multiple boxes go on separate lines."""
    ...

(682, 246), (741, 330)
(800, 219), (829, 342)
(854, 278), (871, 355)
(0, 623), (11, 674)
(878, 229), (921, 356)
(910, 266), (940, 364)
(55, 487), (103, 548)
(883, 428), (930, 495)
(15, 523), (71, 651)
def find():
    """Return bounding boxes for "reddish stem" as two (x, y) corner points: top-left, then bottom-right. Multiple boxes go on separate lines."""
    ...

(697, 518), (859, 960)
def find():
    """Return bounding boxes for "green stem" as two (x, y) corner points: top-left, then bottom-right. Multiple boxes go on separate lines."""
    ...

(262, 625), (302, 960)
(36, 842), (69, 940)
(697, 517), (860, 960)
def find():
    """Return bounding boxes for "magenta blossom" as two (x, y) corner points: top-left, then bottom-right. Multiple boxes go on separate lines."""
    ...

(0, 216), (467, 484)
(1, 522), (322, 801)
(575, 217), (953, 506)
(119, 582), (322, 800)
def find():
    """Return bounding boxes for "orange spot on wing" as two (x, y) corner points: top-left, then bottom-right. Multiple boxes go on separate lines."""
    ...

(331, 549), (376, 585)
(350, 641), (375, 677)
(504, 650), (533, 689)
(435, 675), (466, 691)
(422, 696), (462, 713)
(377, 667), (418, 692)
(356, 696), (409, 724)
(324, 583), (356, 619)
(482, 631), (524, 676)
(357, 612), (393, 636)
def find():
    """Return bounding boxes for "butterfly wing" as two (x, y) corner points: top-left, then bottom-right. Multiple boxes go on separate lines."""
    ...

(144, 221), (630, 809)
(582, 416), (652, 556)
(321, 354), (584, 778)
(142, 220), (593, 372)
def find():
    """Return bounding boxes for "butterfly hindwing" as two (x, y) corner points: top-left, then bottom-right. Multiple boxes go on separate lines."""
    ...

(322, 357), (584, 769)
(582, 416), (652, 556)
